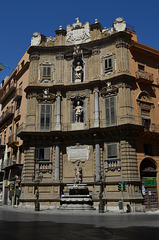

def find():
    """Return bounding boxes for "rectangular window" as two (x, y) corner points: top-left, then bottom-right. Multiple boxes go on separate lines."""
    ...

(138, 64), (145, 71)
(105, 58), (113, 72)
(42, 66), (51, 78)
(107, 143), (117, 159)
(144, 144), (152, 156)
(40, 104), (51, 130)
(105, 96), (116, 126)
(141, 109), (150, 131)
(34, 148), (50, 162)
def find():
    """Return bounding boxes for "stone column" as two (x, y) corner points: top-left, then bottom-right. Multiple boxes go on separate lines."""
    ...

(55, 54), (64, 83)
(118, 83), (134, 125)
(55, 143), (60, 181)
(95, 141), (101, 182)
(116, 39), (130, 74)
(56, 92), (61, 130)
(29, 53), (40, 85)
(94, 89), (99, 127)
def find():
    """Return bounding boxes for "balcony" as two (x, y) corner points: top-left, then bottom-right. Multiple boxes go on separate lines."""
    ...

(0, 81), (16, 103)
(14, 108), (21, 122)
(13, 88), (22, 101)
(7, 133), (19, 147)
(135, 70), (154, 84)
(35, 161), (52, 173)
(0, 106), (14, 128)
(17, 115), (159, 137)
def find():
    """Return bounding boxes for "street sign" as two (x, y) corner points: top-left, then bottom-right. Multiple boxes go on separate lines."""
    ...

(16, 178), (21, 184)
(144, 177), (157, 187)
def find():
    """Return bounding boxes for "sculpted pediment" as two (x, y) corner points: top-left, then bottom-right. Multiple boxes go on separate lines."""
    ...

(66, 18), (90, 45)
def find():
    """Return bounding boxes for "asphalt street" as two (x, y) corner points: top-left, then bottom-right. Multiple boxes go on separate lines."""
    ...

(0, 206), (159, 240)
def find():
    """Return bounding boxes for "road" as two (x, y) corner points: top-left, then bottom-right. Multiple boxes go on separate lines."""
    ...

(0, 206), (159, 240)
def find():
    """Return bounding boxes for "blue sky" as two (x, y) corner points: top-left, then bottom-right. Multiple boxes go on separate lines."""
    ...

(0, 0), (159, 82)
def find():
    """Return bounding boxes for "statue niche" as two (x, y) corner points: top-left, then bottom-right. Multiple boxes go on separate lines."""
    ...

(72, 99), (84, 123)
(72, 59), (84, 83)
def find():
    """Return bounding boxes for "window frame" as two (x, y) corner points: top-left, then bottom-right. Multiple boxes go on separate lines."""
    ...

(40, 104), (52, 131)
(105, 96), (116, 126)
(104, 57), (113, 72)
(34, 147), (50, 162)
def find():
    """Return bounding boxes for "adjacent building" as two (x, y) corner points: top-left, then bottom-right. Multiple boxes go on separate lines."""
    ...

(0, 17), (159, 211)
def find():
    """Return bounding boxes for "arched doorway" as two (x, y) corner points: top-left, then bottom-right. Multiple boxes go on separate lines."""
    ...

(140, 158), (158, 209)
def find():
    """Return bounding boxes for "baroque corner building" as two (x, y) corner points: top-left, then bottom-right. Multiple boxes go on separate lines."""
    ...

(1, 17), (159, 211)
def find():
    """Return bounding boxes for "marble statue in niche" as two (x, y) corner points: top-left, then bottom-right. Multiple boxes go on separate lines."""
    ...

(73, 60), (83, 83)
(75, 100), (83, 122)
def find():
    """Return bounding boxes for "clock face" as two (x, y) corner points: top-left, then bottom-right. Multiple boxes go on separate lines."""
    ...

(31, 33), (41, 46)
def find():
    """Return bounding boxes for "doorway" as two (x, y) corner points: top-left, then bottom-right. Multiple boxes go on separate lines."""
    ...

(140, 158), (158, 209)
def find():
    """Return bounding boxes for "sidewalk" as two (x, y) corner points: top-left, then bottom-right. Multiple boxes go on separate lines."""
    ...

(0, 204), (158, 216)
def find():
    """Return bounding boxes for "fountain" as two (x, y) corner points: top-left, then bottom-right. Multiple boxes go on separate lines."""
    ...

(60, 161), (94, 210)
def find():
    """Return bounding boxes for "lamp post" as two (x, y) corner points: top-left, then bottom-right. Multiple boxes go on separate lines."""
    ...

(32, 172), (43, 211)
(98, 175), (104, 213)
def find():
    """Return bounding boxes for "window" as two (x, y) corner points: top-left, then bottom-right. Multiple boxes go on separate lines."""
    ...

(105, 143), (120, 171)
(105, 96), (116, 126)
(34, 148), (50, 162)
(141, 109), (150, 131)
(138, 64), (145, 71)
(144, 144), (152, 156)
(105, 57), (113, 72)
(107, 143), (117, 159)
(19, 146), (22, 164)
(39, 63), (54, 83)
(42, 66), (51, 78)
(40, 104), (51, 130)
(3, 132), (6, 145)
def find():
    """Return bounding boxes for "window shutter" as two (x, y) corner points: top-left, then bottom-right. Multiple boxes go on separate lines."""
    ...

(44, 148), (50, 161)
(43, 67), (47, 77)
(40, 105), (51, 130)
(34, 148), (39, 160)
(105, 98), (110, 125)
(108, 58), (112, 68)
(107, 144), (117, 158)
(47, 67), (51, 77)
(105, 96), (116, 126)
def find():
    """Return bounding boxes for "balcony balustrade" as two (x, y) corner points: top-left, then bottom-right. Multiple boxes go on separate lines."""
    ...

(8, 133), (19, 146)
(0, 106), (14, 127)
(135, 69), (154, 84)
(35, 161), (52, 173)
(0, 81), (16, 103)
(16, 115), (159, 135)
(13, 87), (22, 101)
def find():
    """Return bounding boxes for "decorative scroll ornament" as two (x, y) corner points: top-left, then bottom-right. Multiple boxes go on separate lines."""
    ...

(37, 88), (56, 102)
(101, 82), (118, 97)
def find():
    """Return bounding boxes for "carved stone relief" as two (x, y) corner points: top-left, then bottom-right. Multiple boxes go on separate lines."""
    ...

(67, 145), (90, 162)
(66, 18), (90, 45)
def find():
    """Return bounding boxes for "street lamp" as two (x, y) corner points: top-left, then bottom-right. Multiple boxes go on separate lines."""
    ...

(98, 175), (104, 213)
(32, 172), (43, 211)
